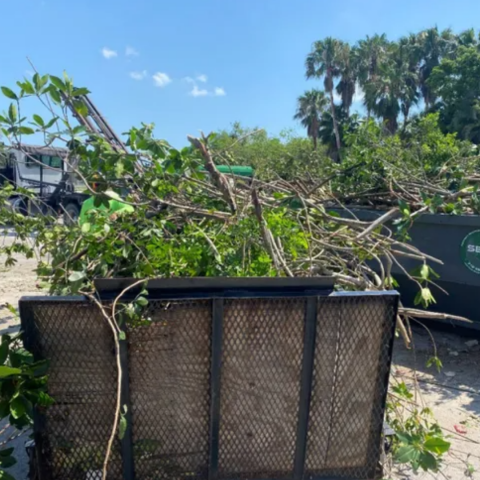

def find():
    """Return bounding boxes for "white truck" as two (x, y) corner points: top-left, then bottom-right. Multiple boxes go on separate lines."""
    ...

(1, 91), (127, 223)
(0, 144), (87, 223)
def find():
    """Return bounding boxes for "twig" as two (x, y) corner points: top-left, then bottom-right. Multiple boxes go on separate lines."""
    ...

(355, 208), (399, 240)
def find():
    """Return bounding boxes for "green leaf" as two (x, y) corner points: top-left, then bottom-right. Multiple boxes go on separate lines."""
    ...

(44, 117), (58, 129)
(414, 287), (436, 308)
(424, 436), (451, 455)
(49, 87), (61, 104)
(1, 87), (17, 100)
(392, 382), (414, 399)
(49, 76), (66, 92)
(10, 396), (27, 419)
(115, 161), (124, 177)
(34, 74), (49, 92)
(81, 222), (91, 233)
(118, 413), (127, 440)
(395, 444), (421, 464)
(136, 296), (148, 307)
(396, 432), (413, 444)
(0, 366), (21, 378)
(419, 451), (438, 471)
(32, 114), (45, 127)
(68, 271), (86, 283)
(18, 80), (35, 95)
(398, 199), (411, 216)
(119, 331), (126, 341)
(18, 126), (34, 135)
(8, 104), (17, 123)
(72, 87), (90, 97)
(104, 223), (111, 234)
(426, 356), (443, 372)
(0, 343), (9, 365)
(420, 264), (429, 280)
(73, 100), (88, 117)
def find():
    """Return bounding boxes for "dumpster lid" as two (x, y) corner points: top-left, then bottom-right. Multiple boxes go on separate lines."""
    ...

(93, 276), (335, 300)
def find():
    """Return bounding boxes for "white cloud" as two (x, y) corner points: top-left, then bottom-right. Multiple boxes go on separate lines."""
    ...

(352, 87), (365, 104)
(197, 74), (208, 83)
(130, 70), (148, 80)
(25, 70), (34, 78)
(126, 46), (139, 57)
(153, 72), (172, 87)
(190, 85), (208, 97)
(214, 87), (226, 97)
(184, 76), (195, 83)
(101, 47), (118, 59)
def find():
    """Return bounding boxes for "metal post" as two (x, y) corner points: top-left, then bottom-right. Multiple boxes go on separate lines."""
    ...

(19, 300), (49, 480)
(208, 299), (224, 480)
(293, 297), (318, 480)
(119, 318), (135, 480)
(366, 294), (399, 479)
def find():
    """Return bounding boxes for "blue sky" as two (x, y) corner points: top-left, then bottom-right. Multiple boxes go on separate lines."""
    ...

(1, 0), (480, 147)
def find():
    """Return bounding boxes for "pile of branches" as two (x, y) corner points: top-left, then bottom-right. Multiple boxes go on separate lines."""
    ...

(1, 74), (472, 478)
(0, 76), (475, 347)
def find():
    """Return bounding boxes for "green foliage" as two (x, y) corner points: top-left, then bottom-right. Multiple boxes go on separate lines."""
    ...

(210, 123), (330, 179)
(0, 67), (466, 478)
(0, 333), (52, 478)
(303, 27), (480, 143)
(328, 114), (480, 214)
(388, 383), (451, 473)
(429, 45), (480, 143)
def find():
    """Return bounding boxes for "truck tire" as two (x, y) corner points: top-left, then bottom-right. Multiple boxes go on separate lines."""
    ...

(63, 202), (80, 226)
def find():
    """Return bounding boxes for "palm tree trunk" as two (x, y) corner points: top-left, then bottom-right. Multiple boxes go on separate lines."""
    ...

(402, 106), (410, 132)
(312, 117), (318, 150)
(328, 82), (342, 161)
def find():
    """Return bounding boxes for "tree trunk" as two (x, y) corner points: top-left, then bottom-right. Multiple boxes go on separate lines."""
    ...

(387, 116), (398, 135)
(402, 106), (410, 132)
(328, 80), (342, 161)
(312, 116), (318, 150)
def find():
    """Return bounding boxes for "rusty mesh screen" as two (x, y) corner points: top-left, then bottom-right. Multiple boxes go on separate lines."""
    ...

(21, 291), (397, 480)
(20, 300), (121, 480)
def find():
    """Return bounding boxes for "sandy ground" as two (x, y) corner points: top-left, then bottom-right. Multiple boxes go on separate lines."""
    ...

(0, 233), (479, 479)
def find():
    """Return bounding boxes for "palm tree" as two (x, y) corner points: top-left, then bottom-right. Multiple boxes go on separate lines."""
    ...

(318, 106), (360, 159)
(392, 39), (421, 127)
(357, 34), (390, 81)
(306, 37), (344, 156)
(418, 27), (457, 109)
(458, 28), (477, 47)
(364, 54), (418, 134)
(293, 89), (328, 149)
(336, 44), (359, 117)
(357, 34), (390, 117)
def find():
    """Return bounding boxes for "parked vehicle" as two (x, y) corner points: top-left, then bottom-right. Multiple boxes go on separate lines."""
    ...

(0, 143), (87, 223)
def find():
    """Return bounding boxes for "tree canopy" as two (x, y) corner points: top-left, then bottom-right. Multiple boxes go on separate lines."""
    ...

(296, 27), (480, 153)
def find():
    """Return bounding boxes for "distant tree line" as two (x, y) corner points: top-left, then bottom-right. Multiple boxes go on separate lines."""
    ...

(295, 27), (480, 159)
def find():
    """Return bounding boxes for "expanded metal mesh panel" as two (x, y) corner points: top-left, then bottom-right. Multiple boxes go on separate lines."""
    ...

(306, 295), (397, 479)
(127, 300), (212, 479)
(21, 287), (397, 480)
(218, 298), (305, 479)
(21, 301), (121, 480)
